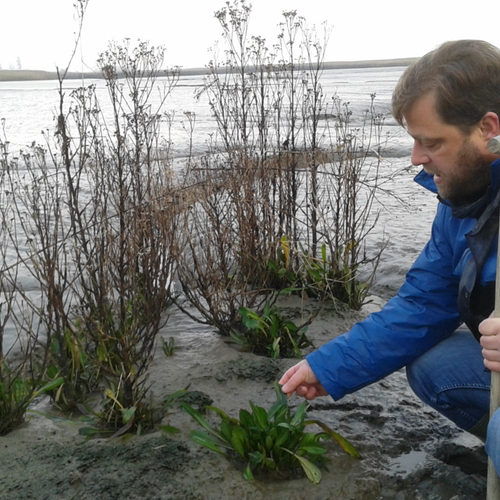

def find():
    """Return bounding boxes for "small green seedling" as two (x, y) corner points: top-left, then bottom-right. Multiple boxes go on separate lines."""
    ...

(182, 382), (360, 483)
(160, 336), (178, 357)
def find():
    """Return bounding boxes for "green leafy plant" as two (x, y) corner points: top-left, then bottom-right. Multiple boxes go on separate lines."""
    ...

(0, 365), (63, 436)
(182, 382), (360, 483)
(76, 386), (193, 440)
(297, 244), (334, 297)
(42, 325), (102, 412)
(265, 238), (371, 311)
(231, 302), (312, 358)
(265, 235), (299, 290)
(160, 336), (178, 357)
(77, 371), (162, 439)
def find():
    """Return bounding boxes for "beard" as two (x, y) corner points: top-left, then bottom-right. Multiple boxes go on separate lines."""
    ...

(438, 139), (492, 206)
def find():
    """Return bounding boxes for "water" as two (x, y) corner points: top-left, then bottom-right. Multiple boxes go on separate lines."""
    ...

(0, 66), (437, 346)
(0, 67), (412, 157)
(387, 450), (429, 478)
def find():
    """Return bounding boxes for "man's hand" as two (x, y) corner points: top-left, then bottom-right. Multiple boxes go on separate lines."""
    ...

(278, 359), (328, 400)
(479, 317), (500, 372)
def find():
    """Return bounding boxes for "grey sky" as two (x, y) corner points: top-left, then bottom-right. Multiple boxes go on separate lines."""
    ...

(2, 0), (500, 71)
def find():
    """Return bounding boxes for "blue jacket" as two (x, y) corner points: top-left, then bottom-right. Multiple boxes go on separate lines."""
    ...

(307, 159), (500, 400)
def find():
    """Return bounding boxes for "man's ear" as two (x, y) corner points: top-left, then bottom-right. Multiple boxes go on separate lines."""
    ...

(479, 112), (500, 140)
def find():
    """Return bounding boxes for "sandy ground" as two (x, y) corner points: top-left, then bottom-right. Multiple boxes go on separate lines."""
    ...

(0, 297), (489, 500)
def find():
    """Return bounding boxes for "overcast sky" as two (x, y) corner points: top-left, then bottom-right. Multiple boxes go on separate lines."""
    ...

(2, 0), (500, 71)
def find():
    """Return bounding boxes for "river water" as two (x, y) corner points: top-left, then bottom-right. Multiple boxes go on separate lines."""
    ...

(0, 66), (437, 345)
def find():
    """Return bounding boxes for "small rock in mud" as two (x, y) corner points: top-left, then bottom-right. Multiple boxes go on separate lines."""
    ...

(215, 356), (283, 383)
(171, 390), (214, 412)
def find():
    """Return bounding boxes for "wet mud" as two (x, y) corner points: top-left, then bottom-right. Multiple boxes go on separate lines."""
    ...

(0, 298), (488, 499)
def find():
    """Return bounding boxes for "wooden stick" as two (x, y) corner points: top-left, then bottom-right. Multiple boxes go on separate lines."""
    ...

(488, 372), (500, 499)
(487, 236), (500, 499)
(486, 135), (500, 500)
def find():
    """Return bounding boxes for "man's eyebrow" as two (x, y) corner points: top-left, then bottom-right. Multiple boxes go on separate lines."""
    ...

(408, 133), (424, 141)
(409, 133), (440, 143)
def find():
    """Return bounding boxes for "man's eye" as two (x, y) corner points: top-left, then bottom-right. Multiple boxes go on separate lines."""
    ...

(423, 141), (439, 150)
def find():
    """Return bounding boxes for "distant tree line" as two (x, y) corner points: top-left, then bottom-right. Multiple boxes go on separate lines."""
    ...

(0, 57), (417, 82)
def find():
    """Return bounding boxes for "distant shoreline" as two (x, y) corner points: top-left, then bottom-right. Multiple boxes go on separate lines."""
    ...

(0, 58), (417, 82)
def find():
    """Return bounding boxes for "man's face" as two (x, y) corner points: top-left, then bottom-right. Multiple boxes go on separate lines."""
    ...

(405, 92), (492, 205)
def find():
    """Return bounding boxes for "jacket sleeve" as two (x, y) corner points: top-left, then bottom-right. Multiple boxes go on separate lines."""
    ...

(306, 204), (464, 400)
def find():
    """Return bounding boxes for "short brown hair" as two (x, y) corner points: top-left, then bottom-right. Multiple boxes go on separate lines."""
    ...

(392, 40), (500, 132)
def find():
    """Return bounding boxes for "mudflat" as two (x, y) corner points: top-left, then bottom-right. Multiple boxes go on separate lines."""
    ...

(0, 297), (487, 500)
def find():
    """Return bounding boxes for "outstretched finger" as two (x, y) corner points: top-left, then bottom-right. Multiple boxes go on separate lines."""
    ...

(278, 365), (298, 387)
(280, 366), (305, 397)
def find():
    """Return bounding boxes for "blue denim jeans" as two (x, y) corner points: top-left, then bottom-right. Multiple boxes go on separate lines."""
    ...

(406, 329), (500, 474)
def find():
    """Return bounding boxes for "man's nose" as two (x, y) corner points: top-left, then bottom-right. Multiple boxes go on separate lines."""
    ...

(411, 141), (430, 166)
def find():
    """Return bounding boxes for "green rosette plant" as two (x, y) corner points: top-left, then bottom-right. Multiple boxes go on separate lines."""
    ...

(181, 382), (360, 483)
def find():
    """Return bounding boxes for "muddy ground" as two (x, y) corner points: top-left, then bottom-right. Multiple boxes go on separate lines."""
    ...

(0, 297), (489, 499)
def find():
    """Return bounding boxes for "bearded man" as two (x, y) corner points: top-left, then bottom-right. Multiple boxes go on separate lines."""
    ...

(280, 39), (500, 474)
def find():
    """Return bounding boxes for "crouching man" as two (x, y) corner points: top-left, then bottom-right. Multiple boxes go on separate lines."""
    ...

(280, 39), (500, 474)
